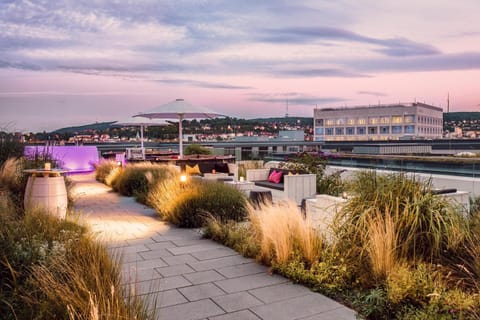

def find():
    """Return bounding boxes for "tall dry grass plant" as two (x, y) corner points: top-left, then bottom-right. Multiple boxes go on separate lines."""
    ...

(365, 208), (398, 281)
(249, 201), (322, 265)
(335, 171), (469, 263)
(28, 237), (151, 319)
(237, 160), (264, 179)
(148, 177), (247, 227)
(0, 206), (152, 319)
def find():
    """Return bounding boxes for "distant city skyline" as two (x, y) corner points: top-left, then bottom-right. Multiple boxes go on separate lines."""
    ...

(1, 1), (479, 133)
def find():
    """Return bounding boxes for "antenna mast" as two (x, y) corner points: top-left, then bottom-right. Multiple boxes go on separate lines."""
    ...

(447, 92), (450, 113)
(285, 98), (289, 118)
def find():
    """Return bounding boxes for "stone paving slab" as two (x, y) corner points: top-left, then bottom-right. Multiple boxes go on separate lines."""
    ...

(212, 292), (264, 313)
(157, 299), (225, 320)
(210, 310), (261, 320)
(183, 270), (226, 285)
(215, 273), (289, 293)
(250, 294), (349, 320)
(71, 173), (357, 320)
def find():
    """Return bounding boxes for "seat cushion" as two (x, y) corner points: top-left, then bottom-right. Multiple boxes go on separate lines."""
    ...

(198, 162), (216, 174)
(268, 170), (283, 184)
(215, 162), (230, 173)
(186, 164), (201, 175)
(254, 180), (285, 191)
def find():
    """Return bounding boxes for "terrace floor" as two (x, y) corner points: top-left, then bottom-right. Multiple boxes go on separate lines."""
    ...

(70, 173), (356, 320)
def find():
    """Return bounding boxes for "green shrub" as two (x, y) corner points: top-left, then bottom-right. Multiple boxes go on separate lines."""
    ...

(204, 218), (260, 258)
(0, 157), (30, 214)
(94, 160), (120, 184)
(148, 179), (247, 228)
(273, 247), (354, 297)
(352, 288), (391, 320)
(112, 163), (178, 203)
(0, 132), (24, 166)
(184, 144), (212, 155)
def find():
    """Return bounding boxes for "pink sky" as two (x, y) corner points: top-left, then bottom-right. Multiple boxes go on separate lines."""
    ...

(0, 1), (479, 132)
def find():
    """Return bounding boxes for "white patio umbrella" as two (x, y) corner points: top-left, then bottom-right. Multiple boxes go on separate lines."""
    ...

(134, 99), (225, 158)
(112, 116), (170, 149)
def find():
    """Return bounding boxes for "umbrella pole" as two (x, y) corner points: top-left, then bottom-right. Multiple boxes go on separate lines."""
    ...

(179, 114), (184, 158)
(141, 124), (145, 160)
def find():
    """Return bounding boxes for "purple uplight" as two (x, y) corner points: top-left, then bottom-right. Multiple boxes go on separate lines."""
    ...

(24, 146), (99, 172)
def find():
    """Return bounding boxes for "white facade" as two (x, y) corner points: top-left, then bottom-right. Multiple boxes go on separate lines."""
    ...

(314, 103), (443, 141)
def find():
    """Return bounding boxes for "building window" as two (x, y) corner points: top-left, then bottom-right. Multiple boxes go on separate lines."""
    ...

(347, 118), (355, 125)
(357, 118), (366, 125)
(325, 119), (335, 126)
(325, 128), (334, 135)
(346, 127), (355, 135)
(404, 115), (415, 123)
(392, 126), (402, 134)
(335, 127), (344, 135)
(315, 128), (324, 135)
(315, 119), (324, 126)
(380, 116), (390, 124)
(380, 126), (389, 134)
(368, 117), (379, 124)
(368, 126), (378, 134)
(404, 125), (415, 134)
(357, 127), (366, 135)
(336, 118), (345, 125)
(392, 116), (403, 124)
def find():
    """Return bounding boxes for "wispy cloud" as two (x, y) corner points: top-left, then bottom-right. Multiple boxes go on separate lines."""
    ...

(358, 91), (388, 97)
(249, 92), (345, 106)
(258, 26), (441, 57)
(351, 52), (480, 73)
(155, 79), (252, 90)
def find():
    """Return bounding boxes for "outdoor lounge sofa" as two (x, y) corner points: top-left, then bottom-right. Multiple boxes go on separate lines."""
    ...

(183, 161), (238, 180)
(246, 168), (316, 205)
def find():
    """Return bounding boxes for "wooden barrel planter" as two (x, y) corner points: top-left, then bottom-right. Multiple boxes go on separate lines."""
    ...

(24, 173), (68, 219)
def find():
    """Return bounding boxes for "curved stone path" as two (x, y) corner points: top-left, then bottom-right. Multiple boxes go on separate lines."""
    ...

(71, 173), (356, 320)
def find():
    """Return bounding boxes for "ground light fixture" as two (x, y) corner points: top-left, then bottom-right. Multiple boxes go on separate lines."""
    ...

(180, 174), (188, 183)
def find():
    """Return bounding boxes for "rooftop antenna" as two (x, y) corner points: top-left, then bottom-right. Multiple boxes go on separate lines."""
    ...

(285, 98), (289, 118)
(447, 92), (450, 113)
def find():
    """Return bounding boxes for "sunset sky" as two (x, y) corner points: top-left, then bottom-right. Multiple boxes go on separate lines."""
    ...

(1, 0), (479, 132)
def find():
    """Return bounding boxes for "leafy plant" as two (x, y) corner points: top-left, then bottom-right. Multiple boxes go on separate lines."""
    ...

(184, 144), (212, 155)
(352, 287), (391, 319)
(281, 152), (345, 196)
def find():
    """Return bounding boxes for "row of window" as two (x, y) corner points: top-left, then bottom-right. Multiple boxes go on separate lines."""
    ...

(316, 115), (441, 127)
(316, 125), (415, 136)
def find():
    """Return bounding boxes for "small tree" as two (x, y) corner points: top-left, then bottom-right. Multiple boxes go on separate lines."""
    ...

(184, 144), (212, 155)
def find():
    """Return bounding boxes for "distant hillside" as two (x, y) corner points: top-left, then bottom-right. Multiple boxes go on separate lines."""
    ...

(444, 112), (480, 122)
(51, 117), (313, 134)
(249, 116), (313, 124)
(52, 121), (116, 134)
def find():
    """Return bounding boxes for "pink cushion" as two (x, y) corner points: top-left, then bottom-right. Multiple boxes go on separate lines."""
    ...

(268, 170), (283, 184)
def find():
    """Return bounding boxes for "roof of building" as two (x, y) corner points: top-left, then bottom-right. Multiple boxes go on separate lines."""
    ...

(315, 102), (443, 113)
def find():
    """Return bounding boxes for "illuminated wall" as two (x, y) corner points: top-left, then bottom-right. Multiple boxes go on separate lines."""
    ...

(24, 146), (99, 172)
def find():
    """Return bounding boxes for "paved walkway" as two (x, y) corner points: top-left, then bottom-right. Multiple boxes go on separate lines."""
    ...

(71, 173), (356, 320)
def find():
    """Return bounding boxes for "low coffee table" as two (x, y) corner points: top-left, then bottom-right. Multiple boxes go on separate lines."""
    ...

(225, 180), (255, 193)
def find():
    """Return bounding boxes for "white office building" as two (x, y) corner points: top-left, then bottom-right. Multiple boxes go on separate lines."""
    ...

(314, 102), (443, 141)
